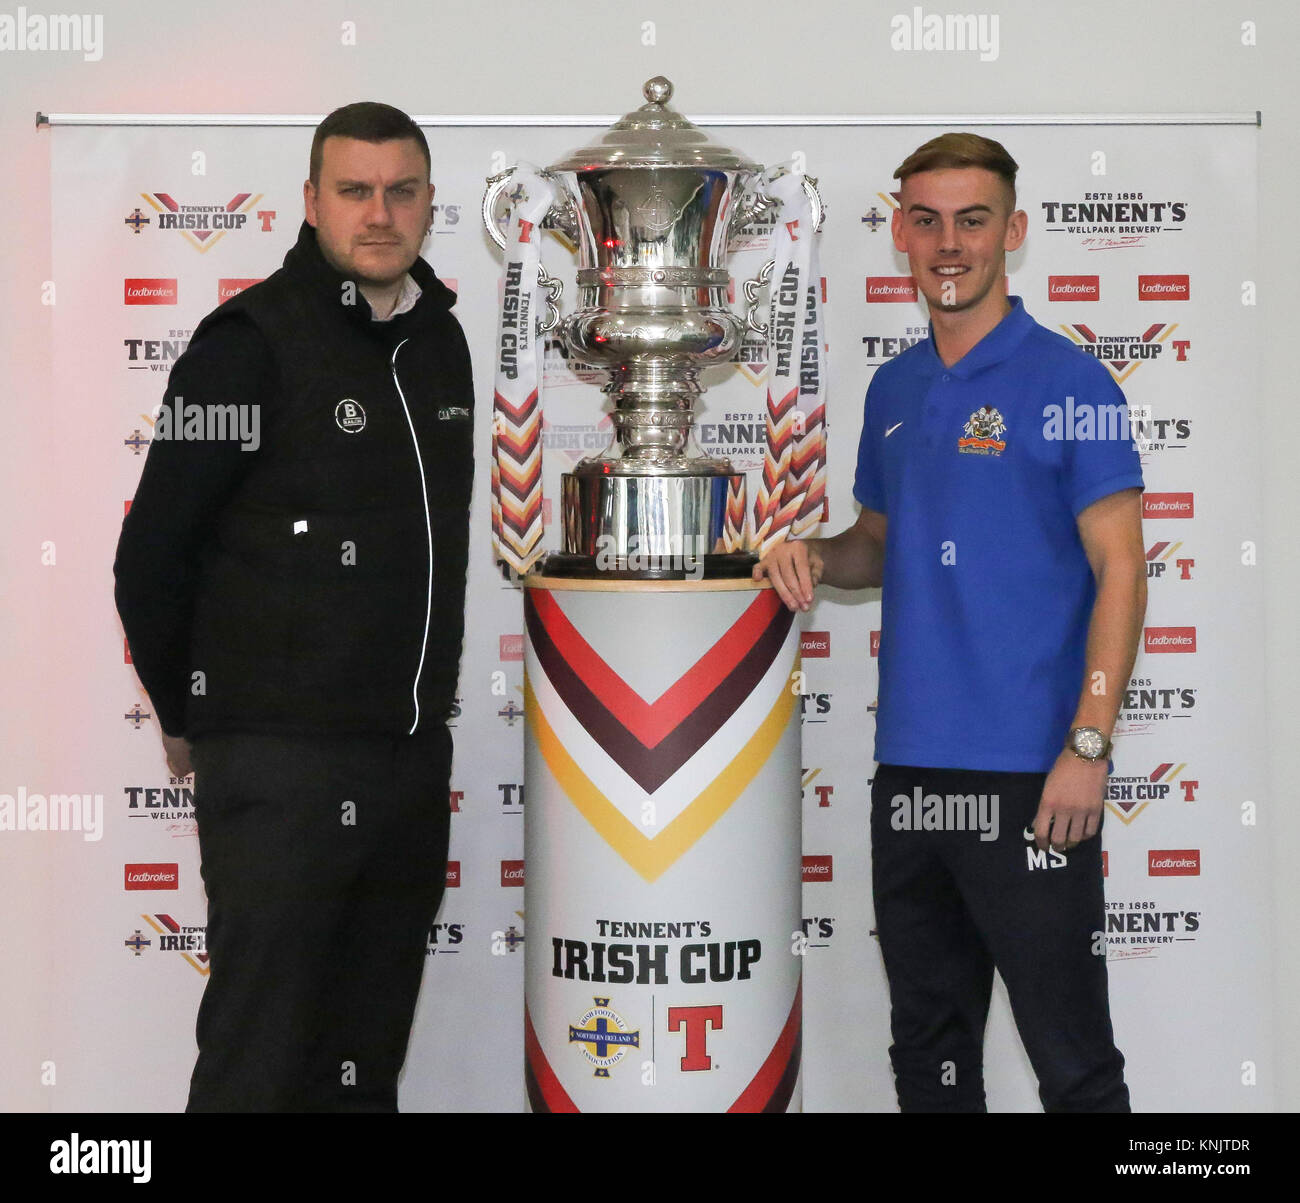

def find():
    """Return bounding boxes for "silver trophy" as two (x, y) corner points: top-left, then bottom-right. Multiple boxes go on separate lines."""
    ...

(483, 77), (822, 578)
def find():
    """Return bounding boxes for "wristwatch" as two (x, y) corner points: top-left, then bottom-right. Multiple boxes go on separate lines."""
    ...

(1066, 726), (1112, 762)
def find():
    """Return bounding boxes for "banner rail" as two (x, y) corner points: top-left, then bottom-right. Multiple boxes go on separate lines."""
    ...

(37, 111), (1263, 128)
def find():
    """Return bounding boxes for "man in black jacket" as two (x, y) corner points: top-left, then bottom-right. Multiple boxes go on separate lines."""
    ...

(114, 102), (473, 1112)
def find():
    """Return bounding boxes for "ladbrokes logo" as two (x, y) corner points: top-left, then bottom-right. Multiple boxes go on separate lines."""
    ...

(499, 634), (524, 662)
(1149, 849), (1200, 876)
(802, 854), (833, 882)
(866, 276), (918, 303)
(218, 278), (262, 304)
(129, 192), (275, 253)
(1144, 492), (1194, 519)
(1060, 323), (1189, 383)
(800, 631), (830, 658)
(1146, 540), (1194, 581)
(445, 860), (460, 887)
(870, 630), (881, 657)
(501, 859), (524, 887)
(1139, 274), (1190, 301)
(1040, 192), (1187, 250)
(1145, 626), (1196, 654)
(1048, 275), (1099, 302)
(124, 863), (178, 891)
(1105, 761), (1197, 824)
(124, 278), (177, 306)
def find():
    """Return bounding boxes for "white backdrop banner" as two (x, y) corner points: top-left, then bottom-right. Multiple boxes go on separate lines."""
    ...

(31, 117), (1264, 1111)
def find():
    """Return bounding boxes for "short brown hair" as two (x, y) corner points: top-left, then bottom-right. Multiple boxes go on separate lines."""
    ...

(895, 133), (1018, 205)
(309, 101), (431, 186)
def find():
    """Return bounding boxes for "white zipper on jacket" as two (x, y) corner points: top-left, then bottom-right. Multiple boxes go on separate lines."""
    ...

(390, 337), (434, 735)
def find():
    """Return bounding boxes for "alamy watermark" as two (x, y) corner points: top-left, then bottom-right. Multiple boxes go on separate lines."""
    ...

(152, 396), (260, 452)
(1042, 397), (1131, 441)
(889, 6), (999, 62)
(0, 787), (103, 840)
(49, 1134), (150, 1183)
(595, 534), (706, 581)
(890, 787), (1000, 841)
(0, 8), (103, 60)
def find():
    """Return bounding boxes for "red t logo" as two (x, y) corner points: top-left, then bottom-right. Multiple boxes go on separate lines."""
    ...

(668, 1005), (723, 1071)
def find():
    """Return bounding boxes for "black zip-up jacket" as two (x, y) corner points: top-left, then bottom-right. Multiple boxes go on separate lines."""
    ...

(114, 221), (473, 738)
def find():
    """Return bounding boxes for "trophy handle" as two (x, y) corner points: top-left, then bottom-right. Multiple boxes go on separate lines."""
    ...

(481, 168), (517, 252)
(799, 173), (826, 233)
(741, 259), (776, 337)
(736, 172), (825, 336)
(482, 167), (568, 335)
(726, 171), (825, 244)
(537, 267), (563, 335)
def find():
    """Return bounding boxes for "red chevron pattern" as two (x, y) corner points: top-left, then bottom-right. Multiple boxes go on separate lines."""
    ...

(751, 385), (799, 552)
(526, 588), (793, 793)
(723, 477), (748, 552)
(492, 385), (543, 570)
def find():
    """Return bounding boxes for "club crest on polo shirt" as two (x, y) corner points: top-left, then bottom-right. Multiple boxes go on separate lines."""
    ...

(334, 399), (367, 434)
(958, 406), (1007, 456)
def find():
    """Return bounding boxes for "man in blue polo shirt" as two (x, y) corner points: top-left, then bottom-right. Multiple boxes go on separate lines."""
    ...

(756, 133), (1145, 1112)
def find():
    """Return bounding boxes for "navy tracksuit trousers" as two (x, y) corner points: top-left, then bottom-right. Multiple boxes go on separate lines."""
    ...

(871, 763), (1130, 1113)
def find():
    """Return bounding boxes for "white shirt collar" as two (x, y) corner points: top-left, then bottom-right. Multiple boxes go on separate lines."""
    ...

(371, 273), (422, 322)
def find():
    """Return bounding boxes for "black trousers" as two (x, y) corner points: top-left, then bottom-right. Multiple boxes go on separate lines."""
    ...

(186, 726), (452, 1112)
(870, 764), (1129, 1113)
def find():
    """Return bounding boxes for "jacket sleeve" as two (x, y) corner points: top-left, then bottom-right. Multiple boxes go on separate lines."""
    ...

(113, 314), (276, 736)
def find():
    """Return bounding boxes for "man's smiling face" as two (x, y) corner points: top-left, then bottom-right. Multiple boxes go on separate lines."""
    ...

(892, 166), (1026, 319)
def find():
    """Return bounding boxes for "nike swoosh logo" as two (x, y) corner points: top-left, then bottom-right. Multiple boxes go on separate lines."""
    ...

(885, 422), (904, 438)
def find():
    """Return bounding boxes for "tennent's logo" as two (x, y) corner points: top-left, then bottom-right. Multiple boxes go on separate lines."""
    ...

(1060, 323), (1189, 384)
(1105, 762), (1197, 824)
(130, 192), (274, 253)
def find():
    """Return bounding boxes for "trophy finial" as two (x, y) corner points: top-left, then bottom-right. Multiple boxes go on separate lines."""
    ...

(643, 76), (673, 106)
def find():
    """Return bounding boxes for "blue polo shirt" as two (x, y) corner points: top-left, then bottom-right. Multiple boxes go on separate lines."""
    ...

(853, 297), (1144, 772)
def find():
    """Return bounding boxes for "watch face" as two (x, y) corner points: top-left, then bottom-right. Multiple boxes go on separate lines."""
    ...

(1073, 728), (1106, 759)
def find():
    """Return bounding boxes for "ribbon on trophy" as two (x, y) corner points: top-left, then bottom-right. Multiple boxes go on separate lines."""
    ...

(750, 169), (828, 555)
(491, 166), (558, 574)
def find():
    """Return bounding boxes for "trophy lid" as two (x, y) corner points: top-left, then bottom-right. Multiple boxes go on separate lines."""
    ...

(549, 77), (760, 172)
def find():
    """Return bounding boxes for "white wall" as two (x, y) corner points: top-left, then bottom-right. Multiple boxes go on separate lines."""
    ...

(2, 0), (1295, 1111)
